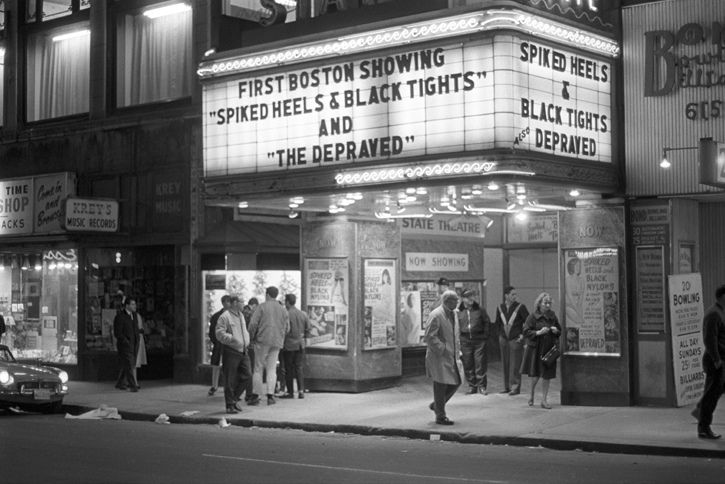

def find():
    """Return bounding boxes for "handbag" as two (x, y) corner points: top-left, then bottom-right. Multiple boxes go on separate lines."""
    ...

(541, 344), (561, 367)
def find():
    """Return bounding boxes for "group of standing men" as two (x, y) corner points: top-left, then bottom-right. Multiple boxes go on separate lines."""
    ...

(208, 287), (311, 414)
(425, 280), (529, 425)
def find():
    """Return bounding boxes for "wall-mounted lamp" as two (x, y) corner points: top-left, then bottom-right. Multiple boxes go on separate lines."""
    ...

(661, 145), (698, 169)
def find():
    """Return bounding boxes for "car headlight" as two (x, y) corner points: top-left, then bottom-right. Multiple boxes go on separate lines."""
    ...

(58, 371), (69, 384)
(0, 370), (14, 385)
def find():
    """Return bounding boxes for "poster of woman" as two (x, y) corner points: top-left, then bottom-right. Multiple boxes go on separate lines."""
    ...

(363, 259), (397, 349)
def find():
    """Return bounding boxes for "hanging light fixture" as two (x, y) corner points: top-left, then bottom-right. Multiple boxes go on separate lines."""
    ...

(21, 256), (30, 271)
(0, 255), (5, 271)
(487, 181), (500, 191)
(34, 256), (42, 272)
(660, 148), (671, 169)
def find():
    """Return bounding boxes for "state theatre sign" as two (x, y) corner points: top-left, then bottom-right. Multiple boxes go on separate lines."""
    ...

(201, 11), (615, 177)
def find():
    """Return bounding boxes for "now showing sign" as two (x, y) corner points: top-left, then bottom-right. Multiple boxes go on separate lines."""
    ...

(406, 252), (469, 272)
(62, 197), (119, 233)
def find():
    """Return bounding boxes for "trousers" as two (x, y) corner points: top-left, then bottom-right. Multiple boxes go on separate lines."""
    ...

(221, 348), (251, 406)
(433, 381), (460, 419)
(460, 337), (487, 389)
(499, 336), (523, 392)
(116, 350), (138, 389)
(698, 365), (725, 428)
(253, 343), (281, 396)
(281, 349), (305, 394)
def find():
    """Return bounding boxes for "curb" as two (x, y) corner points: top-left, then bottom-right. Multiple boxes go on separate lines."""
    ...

(62, 404), (725, 460)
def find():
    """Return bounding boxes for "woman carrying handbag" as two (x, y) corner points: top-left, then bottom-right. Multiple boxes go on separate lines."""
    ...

(520, 292), (561, 409)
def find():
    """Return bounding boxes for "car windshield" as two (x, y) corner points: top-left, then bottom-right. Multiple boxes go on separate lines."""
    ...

(0, 348), (16, 362)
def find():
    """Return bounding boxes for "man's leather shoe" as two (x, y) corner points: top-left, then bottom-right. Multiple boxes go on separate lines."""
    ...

(499, 389), (511, 394)
(479, 387), (488, 396)
(247, 396), (260, 406)
(129, 387), (138, 393)
(226, 405), (240, 414)
(509, 389), (521, 396)
(267, 395), (276, 405)
(435, 417), (454, 425)
(466, 387), (477, 395)
(298, 392), (305, 399)
(115, 385), (128, 391)
(208, 387), (217, 396)
(279, 393), (294, 399)
(698, 427), (721, 439)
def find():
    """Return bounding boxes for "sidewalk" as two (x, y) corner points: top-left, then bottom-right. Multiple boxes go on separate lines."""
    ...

(62, 362), (725, 459)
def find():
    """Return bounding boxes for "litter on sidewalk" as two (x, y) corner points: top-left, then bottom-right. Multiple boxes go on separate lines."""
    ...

(65, 404), (122, 420)
(155, 413), (171, 424)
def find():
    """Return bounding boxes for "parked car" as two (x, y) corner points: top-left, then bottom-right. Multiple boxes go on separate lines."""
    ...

(0, 345), (69, 413)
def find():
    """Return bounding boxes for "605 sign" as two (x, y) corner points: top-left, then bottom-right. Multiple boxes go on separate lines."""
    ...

(686, 100), (723, 121)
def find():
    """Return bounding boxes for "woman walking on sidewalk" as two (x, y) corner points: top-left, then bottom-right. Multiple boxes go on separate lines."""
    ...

(521, 292), (561, 409)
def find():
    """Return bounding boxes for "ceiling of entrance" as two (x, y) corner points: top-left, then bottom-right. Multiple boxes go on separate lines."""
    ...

(233, 179), (602, 220)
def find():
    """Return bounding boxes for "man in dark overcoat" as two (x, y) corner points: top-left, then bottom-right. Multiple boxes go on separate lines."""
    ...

(114, 297), (139, 391)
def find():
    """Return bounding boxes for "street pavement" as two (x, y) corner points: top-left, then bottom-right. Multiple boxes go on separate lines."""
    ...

(2, 414), (723, 484)
(61, 362), (725, 459)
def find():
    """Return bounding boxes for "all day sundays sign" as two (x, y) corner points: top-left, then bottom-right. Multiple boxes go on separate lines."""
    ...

(668, 273), (705, 407)
(203, 33), (612, 176)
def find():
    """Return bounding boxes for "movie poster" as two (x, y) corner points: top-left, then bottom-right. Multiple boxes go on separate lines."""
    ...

(305, 258), (349, 349)
(563, 247), (620, 356)
(363, 259), (397, 349)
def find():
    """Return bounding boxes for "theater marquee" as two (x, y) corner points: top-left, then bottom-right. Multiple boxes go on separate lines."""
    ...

(202, 11), (614, 177)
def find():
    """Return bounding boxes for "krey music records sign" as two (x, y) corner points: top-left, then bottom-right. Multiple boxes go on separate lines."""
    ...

(203, 33), (612, 176)
(62, 197), (119, 233)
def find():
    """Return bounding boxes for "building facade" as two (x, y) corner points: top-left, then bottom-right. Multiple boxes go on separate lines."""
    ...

(622, 0), (725, 406)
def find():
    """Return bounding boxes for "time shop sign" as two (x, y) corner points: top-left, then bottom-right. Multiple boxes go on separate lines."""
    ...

(203, 34), (612, 176)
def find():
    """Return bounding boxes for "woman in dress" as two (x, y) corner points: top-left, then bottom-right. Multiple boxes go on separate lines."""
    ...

(133, 310), (147, 387)
(521, 292), (561, 409)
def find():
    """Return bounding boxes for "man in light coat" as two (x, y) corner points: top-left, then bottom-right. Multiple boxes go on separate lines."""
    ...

(425, 290), (461, 425)
(215, 296), (251, 414)
(248, 286), (290, 405)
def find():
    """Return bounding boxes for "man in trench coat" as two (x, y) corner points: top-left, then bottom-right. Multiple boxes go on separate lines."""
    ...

(425, 290), (461, 425)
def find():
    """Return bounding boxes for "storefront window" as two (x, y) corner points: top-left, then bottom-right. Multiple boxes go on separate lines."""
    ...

(85, 248), (176, 357)
(0, 249), (79, 364)
(202, 270), (301, 364)
(116, 3), (192, 107)
(26, 24), (90, 121)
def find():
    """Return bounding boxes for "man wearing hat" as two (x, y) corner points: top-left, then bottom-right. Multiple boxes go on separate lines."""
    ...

(458, 289), (491, 395)
(425, 290), (461, 425)
(431, 277), (451, 310)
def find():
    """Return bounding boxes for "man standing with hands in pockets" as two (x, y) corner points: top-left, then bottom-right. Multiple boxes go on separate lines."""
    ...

(694, 284), (725, 439)
(215, 296), (251, 414)
(495, 286), (529, 395)
(425, 290), (461, 425)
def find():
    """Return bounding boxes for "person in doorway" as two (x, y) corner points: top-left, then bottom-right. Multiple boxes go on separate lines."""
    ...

(208, 295), (232, 396)
(279, 294), (311, 399)
(241, 297), (259, 403)
(458, 289), (491, 395)
(215, 296), (251, 414)
(495, 286), (530, 395)
(133, 305), (147, 388)
(693, 284), (725, 439)
(248, 286), (290, 406)
(0, 313), (5, 345)
(521, 293), (560, 409)
(113, 297), (139, 392)
(425, 290), (461, 425)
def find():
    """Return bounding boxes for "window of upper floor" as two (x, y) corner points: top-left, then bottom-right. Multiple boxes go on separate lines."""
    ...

(23, 0), (90, 24)
(25, 23), (90, 121)
(1, 44), (5, 127)
(224, 0), (397, 26)
(115, 1), (193, 108)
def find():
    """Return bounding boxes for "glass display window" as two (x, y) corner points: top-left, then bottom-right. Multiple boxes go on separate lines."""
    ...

(0, 249), (79, 364)
(84, 247), (177, 356)
(202, 270), (301, 364)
